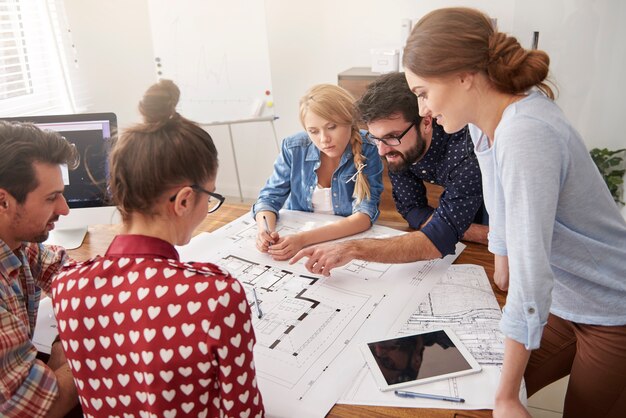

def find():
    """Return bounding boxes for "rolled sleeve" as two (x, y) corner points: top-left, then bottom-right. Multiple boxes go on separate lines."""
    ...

(405, 206), (434, 230)
(251, 200), (280, 219)
(419, 215), (461, 257)
(487, 230), (508, 256)
(353, 197), (380, 224)
(420, 218), (459, 257)
(352, 142), (384, 223)
(500, 302), (545, 350)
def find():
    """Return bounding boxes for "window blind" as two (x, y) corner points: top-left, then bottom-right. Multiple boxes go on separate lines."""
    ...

(0, 0), (74, 116)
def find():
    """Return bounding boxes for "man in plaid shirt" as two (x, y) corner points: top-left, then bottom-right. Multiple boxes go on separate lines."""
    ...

(0, 121), (79, 417)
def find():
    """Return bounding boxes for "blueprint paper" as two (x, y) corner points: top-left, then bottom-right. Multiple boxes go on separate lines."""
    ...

(32, 296), (58, 354)
(177, 210), (463, 418)
(397, 264), (504, 364)
(339, 264), (507, 410)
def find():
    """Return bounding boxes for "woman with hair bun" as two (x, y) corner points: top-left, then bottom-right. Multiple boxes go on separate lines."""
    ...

(253, 84), (383, 261)
(52, 80), (264, 417)
(403, 7), (626, 418)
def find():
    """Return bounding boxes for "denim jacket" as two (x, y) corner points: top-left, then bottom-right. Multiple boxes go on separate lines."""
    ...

(252, 130), (384, 223)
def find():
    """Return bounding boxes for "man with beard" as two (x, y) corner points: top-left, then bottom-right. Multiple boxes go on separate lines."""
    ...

(291, 72), (487, 276)
(0, 121), (79, 417)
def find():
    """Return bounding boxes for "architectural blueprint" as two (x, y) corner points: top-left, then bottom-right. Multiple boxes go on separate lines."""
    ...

(178, 210), (463, 418)
(339, 264), (507, 410)
(398, 264), (505, 365)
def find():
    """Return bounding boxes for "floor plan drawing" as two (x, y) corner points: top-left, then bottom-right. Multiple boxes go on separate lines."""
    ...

(177, 210), (463, 418)
(213, 253), (383, 389)
(339, 264), (506, 411)
(210, 212), (397, 280)
(400, 264), (505, 365)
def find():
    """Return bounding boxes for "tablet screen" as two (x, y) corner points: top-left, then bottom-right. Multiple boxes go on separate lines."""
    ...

(365, 329), (476, 387)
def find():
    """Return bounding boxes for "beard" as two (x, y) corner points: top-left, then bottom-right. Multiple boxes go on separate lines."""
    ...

(32, 231), (50, 243)
(34, 215), (59, 242)
(386, 131), (428, 173)
(13, 211), (57, 244)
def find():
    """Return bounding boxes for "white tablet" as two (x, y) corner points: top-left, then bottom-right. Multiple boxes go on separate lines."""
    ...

(361, 328), (482, 391)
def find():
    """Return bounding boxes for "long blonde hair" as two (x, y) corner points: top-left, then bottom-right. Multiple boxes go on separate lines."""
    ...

(299, 84), (370, 203)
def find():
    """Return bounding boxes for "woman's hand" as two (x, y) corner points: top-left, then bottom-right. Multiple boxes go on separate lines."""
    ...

(494, 254), (510, 291)
(494, 397), (532, 418)
(256, 228), (280, 253)
(267, 234), (305, 261)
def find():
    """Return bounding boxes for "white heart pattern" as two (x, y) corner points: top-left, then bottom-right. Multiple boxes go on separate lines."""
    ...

(52, 257), (264, 417)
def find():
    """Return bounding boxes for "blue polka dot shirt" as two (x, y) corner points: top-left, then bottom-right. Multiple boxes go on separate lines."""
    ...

(389, 122), (484, 256)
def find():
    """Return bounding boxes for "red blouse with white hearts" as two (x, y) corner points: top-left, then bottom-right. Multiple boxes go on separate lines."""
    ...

(51, 235), (264, 418)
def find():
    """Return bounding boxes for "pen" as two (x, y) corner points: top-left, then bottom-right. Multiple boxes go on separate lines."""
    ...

(262, 215), (274, 245)
(394, 390), (465, 403)
(251, 287), (263, 319)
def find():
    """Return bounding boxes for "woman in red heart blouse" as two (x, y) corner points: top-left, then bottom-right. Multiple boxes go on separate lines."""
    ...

(51, 79), (264, 418)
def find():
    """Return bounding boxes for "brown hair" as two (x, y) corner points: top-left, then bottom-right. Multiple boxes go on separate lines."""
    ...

(357, 72), (421, 125)
(299, 84), (371, 203)
(0, 121), (79, 203)
(403, 7), (554, 99)
(109, 79), (218, 220)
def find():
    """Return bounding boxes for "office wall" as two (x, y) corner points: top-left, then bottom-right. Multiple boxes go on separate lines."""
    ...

(63, 0), (278, 200)
(265, 0), (514, 143)
(62, 0), (154, 128)
(64, 0), (625, 200)
(266, 0), (625, 151)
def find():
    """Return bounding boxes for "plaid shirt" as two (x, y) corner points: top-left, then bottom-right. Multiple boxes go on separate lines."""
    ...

(0, 239), (66, 417)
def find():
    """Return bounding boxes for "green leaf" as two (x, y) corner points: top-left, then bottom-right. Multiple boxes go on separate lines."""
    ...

(589, 147), (625, 206)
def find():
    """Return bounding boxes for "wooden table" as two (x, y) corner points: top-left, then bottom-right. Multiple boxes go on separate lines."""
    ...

(67, 202), (505, 418)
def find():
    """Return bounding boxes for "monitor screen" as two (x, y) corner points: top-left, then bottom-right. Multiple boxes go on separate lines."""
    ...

(1, 113), (117, 208)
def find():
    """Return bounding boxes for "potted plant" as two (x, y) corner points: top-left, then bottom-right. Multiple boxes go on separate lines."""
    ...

(590, 148), (626, 205)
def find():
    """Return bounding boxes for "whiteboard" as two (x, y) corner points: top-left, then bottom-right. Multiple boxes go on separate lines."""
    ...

(147, 0), (274, 123)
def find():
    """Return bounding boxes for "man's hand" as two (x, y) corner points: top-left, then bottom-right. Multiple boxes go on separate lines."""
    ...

(461, 223), (489, 245)
(494, 254), (510, 291)
(290, 242), (354, 276)
(44, 337), (79, 418)
(47, 337), (66, 371)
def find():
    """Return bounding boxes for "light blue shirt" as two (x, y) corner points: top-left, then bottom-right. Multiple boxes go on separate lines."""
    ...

(470, 91), (626, 349)
(252, 131), (384, 222)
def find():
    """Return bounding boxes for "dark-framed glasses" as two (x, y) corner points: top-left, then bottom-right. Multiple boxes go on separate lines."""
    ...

(366, 119), (418, 146)
(169, 184), (226, 213)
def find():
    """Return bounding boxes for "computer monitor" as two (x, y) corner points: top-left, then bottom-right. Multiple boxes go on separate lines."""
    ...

(1, 113), (120, 249)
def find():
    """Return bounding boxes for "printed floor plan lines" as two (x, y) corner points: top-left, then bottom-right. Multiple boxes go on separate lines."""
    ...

(210, 252), (381, 388)
(339, 264), (506, 411)
(400, 264), (504, 365)
(177, 210), (463, 418)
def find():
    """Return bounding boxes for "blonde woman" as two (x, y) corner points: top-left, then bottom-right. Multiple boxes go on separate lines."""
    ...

(253, 84), (383, 260)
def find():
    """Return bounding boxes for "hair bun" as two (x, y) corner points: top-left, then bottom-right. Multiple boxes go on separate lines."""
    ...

(138, 79), (181, 124)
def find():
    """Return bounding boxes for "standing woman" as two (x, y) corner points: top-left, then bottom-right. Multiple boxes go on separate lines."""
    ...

(403, 7), (626, 418)
(253, 84), (383, 261)
(52, 80), (264, 417)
